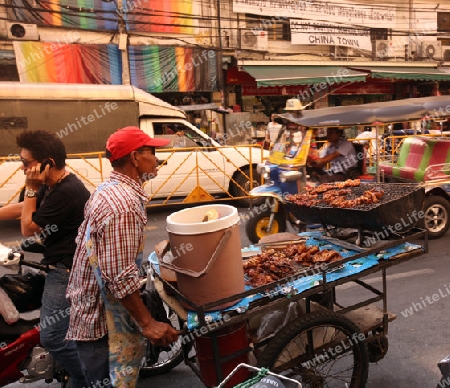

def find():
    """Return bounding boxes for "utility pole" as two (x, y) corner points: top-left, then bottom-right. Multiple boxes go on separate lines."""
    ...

(407, 0), (413, 62)
(116, 0), (130, 85)
(216, 0), (227, 111)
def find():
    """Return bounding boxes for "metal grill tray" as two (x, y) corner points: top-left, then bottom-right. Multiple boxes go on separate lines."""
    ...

(286, 183), (425, 231)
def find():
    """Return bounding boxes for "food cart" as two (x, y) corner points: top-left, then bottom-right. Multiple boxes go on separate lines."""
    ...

(144, 180), (428, 388)
(141, 95), (450, 386)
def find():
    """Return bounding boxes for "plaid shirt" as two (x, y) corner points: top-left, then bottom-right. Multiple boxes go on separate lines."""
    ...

(66, 171), (148, 341)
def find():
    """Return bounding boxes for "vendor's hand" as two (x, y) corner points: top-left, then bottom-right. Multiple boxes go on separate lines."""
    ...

(24, 162), (48, 190)
(142, 319), (180, 348)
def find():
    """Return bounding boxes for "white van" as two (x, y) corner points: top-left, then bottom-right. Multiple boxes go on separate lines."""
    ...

(0, 83), (267, 206)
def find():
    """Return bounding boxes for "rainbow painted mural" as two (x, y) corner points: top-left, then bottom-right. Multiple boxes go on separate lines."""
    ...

(124, 0), (197, 34)
(7, 0), (198, 33)
(7, 0), (118, 30)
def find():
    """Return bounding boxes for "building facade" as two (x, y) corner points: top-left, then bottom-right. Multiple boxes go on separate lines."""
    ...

(1, 0), (450, 115)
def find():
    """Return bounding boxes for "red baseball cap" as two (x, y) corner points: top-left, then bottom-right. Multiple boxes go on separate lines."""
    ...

(106, 126), (170, 162)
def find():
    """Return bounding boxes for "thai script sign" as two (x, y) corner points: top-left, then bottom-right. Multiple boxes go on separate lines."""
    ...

(233, 0), (396, 28)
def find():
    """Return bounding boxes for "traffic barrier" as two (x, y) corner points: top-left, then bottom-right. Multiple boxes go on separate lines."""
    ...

(0, 145), (264, 207)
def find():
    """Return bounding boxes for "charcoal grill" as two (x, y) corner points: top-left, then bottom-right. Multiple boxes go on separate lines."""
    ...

(286, 183), (425, 233)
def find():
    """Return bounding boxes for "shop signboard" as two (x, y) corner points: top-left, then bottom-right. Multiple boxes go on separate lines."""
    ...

(290, 20), (372, 50)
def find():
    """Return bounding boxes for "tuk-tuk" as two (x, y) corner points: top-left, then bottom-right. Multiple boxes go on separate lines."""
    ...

(246, 95), (450, 243)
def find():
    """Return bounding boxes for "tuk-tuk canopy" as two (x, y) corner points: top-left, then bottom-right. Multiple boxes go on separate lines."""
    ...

(279, 95), (450, 127)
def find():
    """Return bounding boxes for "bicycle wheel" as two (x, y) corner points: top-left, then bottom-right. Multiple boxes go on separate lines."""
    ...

(258, 310), (369, 388)
(139, 303), (189, 377)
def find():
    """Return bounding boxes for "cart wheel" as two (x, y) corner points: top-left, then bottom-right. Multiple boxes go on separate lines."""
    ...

(139, 304), (191, 376)
(245, 206), (287, 244)
(257, 311), (369, 388)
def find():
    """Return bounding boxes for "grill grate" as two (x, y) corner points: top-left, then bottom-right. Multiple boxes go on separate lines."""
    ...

(286, 183), (425, 231)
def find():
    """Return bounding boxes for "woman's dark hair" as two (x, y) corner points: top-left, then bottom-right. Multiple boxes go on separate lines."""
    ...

(16, 130), (66, 169)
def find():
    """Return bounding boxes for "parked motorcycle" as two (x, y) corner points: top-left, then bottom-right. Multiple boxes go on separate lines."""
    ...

(0, 242), (69, 387)
(245, 161), (308, 244)
(0, 238), (189, 385)
(245, 128), (315, 244)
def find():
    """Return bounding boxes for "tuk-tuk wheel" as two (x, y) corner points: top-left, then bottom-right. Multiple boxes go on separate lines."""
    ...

(245, 207), (287, 244)
(420, 196), (450, 239)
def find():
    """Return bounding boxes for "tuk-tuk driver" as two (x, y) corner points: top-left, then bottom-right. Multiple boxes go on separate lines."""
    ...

(308, 127), (359, 183)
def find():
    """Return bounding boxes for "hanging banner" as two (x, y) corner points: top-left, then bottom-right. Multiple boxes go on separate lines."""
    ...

(232, 0), (396, 28)
(290, 20), (372, 50)
(128, 46), (219, 93)
(13, 42), (122, 84)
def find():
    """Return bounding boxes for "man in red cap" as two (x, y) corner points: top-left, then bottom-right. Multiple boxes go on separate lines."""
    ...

(66, 127), (179, 388)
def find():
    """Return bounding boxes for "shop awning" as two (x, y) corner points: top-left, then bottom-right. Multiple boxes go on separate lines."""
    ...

(352, 66), (450, 81)
(242, 65), (367, 87)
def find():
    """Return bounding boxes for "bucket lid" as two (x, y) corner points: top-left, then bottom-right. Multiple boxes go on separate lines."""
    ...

(166, 204), (239, 235)
(249, 375), (286, 388)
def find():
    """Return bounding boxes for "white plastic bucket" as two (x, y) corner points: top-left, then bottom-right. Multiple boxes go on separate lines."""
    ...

(164, 204), (245, 310)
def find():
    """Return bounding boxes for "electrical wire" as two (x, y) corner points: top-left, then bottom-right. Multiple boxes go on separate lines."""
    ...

(5, 0), (450, 26)
(2, 0), (450, 52)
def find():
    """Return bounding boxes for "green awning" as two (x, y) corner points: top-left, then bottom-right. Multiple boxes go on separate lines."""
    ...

(353, 67), (450, 81)
(242, 65), (367, 87)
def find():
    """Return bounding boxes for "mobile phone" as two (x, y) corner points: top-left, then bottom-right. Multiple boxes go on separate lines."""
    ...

(40, 159), (55, 173)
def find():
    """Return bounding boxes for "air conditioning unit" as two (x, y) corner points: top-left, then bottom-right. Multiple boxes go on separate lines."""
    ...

(6, 22), (39, 41)
(240, 30), (268, 51)
(443, 46), (450, 62)
(405, 42), (418, 58)
(421, 41), (442, 59)
(332, 46), (355, 60)
(374, 40), (393, 59)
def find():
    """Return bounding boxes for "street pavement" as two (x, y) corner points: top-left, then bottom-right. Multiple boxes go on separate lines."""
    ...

(1, 206), (450, 387)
